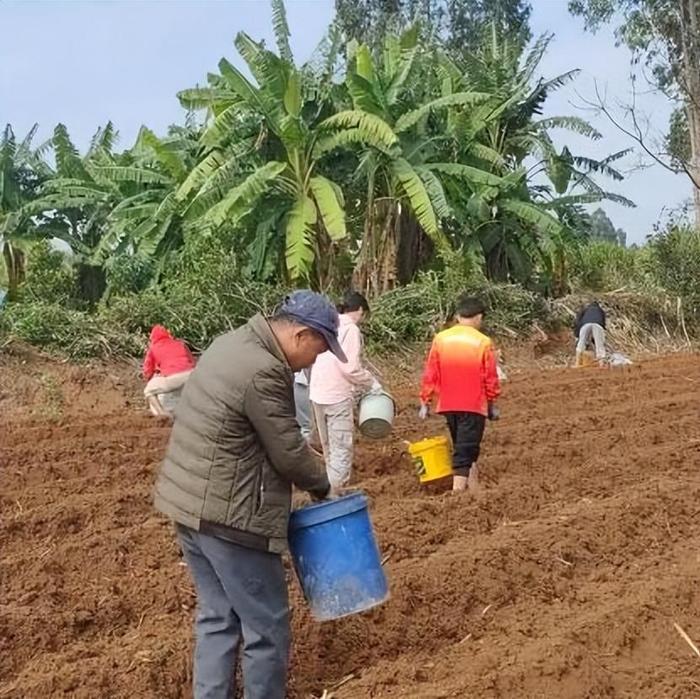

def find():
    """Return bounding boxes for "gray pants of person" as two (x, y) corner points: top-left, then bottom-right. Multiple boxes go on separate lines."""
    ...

(294, 382), (312, 441)
(577, 322), (606, 359)
(176, 524), (289, 699)
(312, 398), (354, 488)
(144, 370), (192, 416)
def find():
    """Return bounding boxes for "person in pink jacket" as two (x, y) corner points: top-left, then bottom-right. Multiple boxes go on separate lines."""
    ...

(309, 292), (382, 488)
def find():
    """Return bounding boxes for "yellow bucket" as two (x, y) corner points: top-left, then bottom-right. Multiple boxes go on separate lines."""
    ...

(408, 436), (453, 483)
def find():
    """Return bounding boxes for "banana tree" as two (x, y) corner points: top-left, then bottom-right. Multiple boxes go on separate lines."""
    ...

(177, 0), (395, 286)
(35, 123), (204, 298)
(442, 26), (634, 293)
(0, 124), (51, 300)
(29, 123), (123, 301)
(339, 26), (508, 295)
(94, 125), (203, 264)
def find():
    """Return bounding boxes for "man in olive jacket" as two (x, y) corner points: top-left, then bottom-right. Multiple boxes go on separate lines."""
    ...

(154, 291), (345, 699)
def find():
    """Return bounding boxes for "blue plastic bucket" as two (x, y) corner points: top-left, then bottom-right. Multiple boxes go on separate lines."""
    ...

(288, 492), (389, 621)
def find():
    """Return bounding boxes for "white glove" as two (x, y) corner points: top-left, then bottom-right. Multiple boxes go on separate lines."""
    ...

(418, 404), (429, 420)
(369, 379), (383, 395)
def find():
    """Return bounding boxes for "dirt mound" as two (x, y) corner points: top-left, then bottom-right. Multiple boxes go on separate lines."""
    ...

(2, 354), (700, 698)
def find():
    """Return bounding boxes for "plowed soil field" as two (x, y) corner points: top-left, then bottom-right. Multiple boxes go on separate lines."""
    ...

(2, 351), (700, 698)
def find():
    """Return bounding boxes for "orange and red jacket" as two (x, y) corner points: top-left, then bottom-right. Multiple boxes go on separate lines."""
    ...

(420, 324), (501, 416)
(142, 325), (195, 380)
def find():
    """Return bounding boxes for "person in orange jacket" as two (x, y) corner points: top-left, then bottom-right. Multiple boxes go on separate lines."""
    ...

(419, 295), (501, 493)
(143, 325), (196, 417)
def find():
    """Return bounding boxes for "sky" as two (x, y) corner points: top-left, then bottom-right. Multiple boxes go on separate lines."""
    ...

(0, 0), (690, 244)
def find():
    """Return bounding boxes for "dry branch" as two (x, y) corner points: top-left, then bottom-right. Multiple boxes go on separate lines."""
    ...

(674, 622), (700, 658)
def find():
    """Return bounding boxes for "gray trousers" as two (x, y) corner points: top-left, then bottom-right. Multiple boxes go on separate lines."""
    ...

(312, 398), (354, 488)
(176, 524), (289, 699)
(577, 323), (606, 359)
(294, 382), (312, 441)
(143, 369), (193, 397)
(144, 370), (192, 416)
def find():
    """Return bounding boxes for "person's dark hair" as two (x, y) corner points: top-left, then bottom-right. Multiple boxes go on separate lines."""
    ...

(455, 295), (487, 319)
(337, 291), (370, 314)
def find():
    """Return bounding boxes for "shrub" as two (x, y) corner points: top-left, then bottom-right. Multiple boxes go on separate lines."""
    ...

(21, 241), (77, 305)
(0, 233), (289, 359)
(3, 228), (698, 360)
(98, 289), (173, 336)
(98, 280), (284, 353)
(105, 254), (155, 297)
(98, 233), (285, 351)
(365, 269), (553, 354)
(366, 272), (447, 352)
(557, 289), (691, 350)
(569, 241), (648, 292)
(0, 301), (142, 358)
(646, 226), (700, 314)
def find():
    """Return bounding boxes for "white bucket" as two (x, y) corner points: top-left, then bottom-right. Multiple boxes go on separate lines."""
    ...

(358, 391), (395, 439)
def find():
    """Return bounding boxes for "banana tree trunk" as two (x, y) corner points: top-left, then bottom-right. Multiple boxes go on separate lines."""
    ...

(2, 241), (25, 301)
(354, 199), (399, 297)
(353, 178), (376, 296)
(550, 248), (570, 298)
(396, 207), (433, 284)
(376, 201), (398, 294)
(312, 227), (344, 293)
(77, 263), (106, 305)
(352, 217), (371, 296)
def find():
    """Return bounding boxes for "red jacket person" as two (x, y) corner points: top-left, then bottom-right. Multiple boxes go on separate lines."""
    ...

(142, 325), (195, 417)
(419, 295), (501, 493)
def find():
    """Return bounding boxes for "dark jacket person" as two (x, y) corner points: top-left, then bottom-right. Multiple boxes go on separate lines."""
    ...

(573, 301), (607, 366)
(573, 301), (606, 338)
(154, 290), (346, 699)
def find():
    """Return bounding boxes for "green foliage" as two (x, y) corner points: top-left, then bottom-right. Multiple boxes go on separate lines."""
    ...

(365, 263), (550, 353)
(105, 253), (155, 297)
(4, 2), (633, 300)
(646, 225), (700, 312)
(174, 16), (372, 283)
(6, 0), (699, 361)
(0, 233), (285, 359)
(101, 232), (284, 350)
(568, 226), (700, 333)
(366, 272), (452, 350)
(0, 301), (143, 358)
(335, 0), (532, 59)
(476, 283), (552, 335)
(20, 242), (77, 305)
(570, 241), (648, 292)
(666, 107), (690, 171)
(338, 21), (613, 295)
(430, 26), (633, 290)
(0, 124), (51, 300)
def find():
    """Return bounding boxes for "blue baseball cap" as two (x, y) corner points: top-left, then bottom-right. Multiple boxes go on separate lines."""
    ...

(280, 290), (347, 363)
